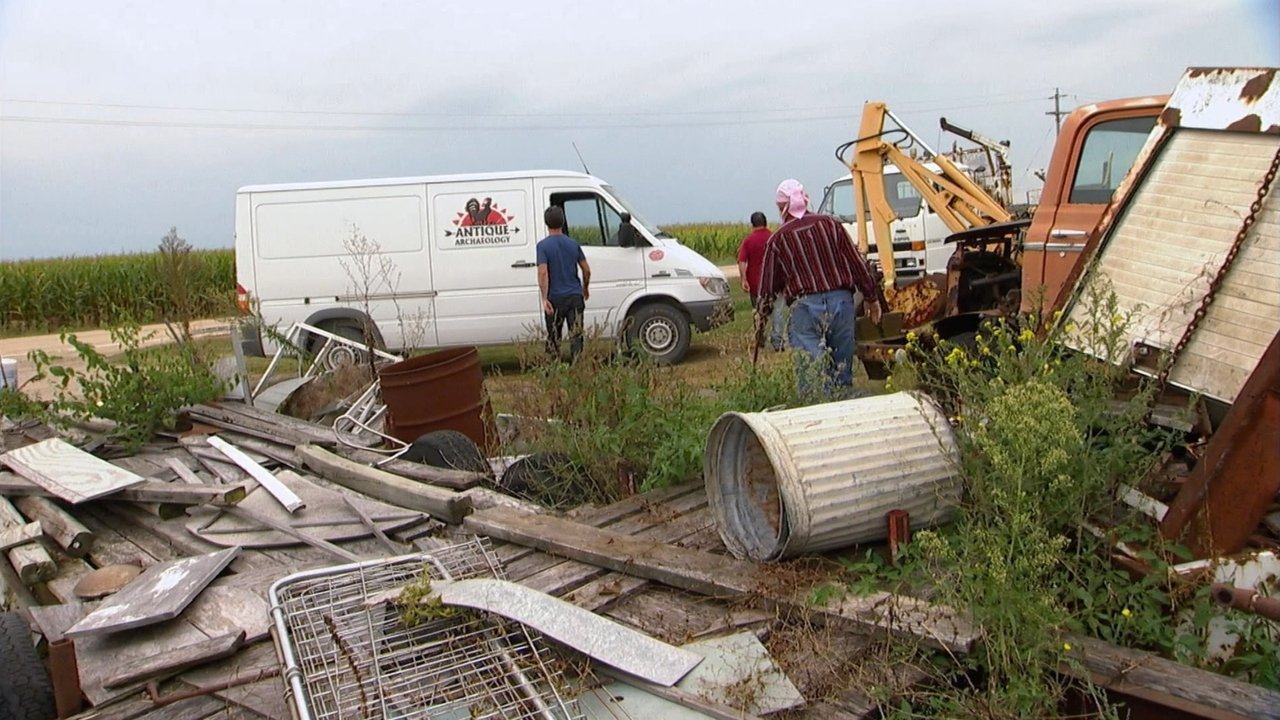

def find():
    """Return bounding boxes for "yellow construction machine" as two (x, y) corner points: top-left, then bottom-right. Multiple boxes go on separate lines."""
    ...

(832, 102), (1024, 329)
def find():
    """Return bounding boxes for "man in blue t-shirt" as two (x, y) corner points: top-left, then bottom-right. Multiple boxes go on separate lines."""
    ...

(537, 206), (592, 361)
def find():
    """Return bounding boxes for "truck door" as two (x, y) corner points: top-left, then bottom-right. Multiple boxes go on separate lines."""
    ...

(430, 180), (542, 346)
(1023, 111), (1157, 311)
(542, 188), (647, 339)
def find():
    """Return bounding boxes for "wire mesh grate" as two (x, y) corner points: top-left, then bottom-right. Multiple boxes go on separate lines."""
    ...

(270, 538), (584, 720)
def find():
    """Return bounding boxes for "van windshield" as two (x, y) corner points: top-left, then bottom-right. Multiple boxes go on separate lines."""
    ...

(818, 174), (922, 222)
(603, 185), (670, 238)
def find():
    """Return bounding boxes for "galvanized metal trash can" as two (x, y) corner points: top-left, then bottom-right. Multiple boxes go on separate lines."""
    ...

(704, 392), (962, 561)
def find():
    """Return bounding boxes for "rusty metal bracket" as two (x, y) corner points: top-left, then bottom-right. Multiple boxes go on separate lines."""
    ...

(887, 509), (911, 565)
(144, 666), (279, 708)
(48, 638), (84, 719)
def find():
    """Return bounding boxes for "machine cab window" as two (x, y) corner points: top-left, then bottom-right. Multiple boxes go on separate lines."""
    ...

(1069, 116), (1157, 204)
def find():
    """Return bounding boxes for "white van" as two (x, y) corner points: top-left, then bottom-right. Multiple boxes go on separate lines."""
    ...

(234, 170), (732, 364)
(817, 164), (958, 281)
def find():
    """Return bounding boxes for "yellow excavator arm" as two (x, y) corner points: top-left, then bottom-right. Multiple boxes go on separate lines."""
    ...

(844, 102), (1012, 290)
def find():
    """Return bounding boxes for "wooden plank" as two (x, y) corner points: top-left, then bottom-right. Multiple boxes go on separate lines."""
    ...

(166, 457), (204, 485)
(186, 470), (422, 549)
(0, 520), (41, 551)
(465, 506), (979, 655)
(66, 547), (241, 638)
(206, 436), (305, 513)
(104, 630), (246, 688)
(93, 503), (282, 577)
(221, 506), (359, 563)
(0, 495), (56, 584)
(296, 444), (471, 524)
(186, 403), (486, 489)
(13, 495), (95, 556)
(1063, 635), (1280, 720)
(0, 472), (249, 506)
(178, 640), (286, 720)
(181, 585), (272, 643)
(0, 437), (145, 503)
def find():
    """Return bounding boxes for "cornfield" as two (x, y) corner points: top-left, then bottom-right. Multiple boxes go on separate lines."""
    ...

(2, 223), (756, 336)
(662, 222), (756, 264)
(0, 250), (235, 335)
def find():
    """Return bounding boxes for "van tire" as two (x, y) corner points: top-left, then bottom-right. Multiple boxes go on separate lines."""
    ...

(500, 452), (575, 497)
(309, 320), (373, 370)
(625, 303), (690, 365)
(402, 430), (489, 476)
(0, 612), (56, 720)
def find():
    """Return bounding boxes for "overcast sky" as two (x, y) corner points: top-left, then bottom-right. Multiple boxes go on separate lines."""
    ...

(1, 0), (1277, 260)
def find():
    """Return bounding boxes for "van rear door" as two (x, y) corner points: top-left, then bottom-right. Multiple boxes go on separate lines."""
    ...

(430, 179), (541, 346)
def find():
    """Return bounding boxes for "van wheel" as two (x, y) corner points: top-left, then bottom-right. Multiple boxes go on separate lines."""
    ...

(310, 320), (373, 370)
(402, 430), (489, 476)
(625, 303), (690, 365)
(0, 612), (56, 720)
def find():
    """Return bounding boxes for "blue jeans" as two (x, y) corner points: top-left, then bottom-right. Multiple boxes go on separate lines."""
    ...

(788, 289), (857, 396)
(752, 294), (787, 350)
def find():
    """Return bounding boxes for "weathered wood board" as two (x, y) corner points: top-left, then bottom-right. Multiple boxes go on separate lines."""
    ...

(65, 547), (241, 638)
(466, 506), (980, 655)
(186, 471), (424, 548)
(103, 630), (246, 688)
(1, 437), (145, 503)
(0, 520), (41, 551)
(0, 471), (248, 506)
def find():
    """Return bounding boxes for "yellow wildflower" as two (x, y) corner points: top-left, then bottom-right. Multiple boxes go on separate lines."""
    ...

(1018, 329), (1035, 344)
(1063, 642), (1073, 652)
(1121, 608), (1131, 618)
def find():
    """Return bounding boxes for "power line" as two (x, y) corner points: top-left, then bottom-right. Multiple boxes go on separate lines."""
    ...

(0, 94), (1046, 120)
(0, 113), (862, 131)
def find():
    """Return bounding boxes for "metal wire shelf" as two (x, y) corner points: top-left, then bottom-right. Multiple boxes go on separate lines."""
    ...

(269, 538), (584, 720)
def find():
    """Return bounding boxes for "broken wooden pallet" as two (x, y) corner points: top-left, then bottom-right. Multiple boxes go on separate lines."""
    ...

(464, 506), (981, 655)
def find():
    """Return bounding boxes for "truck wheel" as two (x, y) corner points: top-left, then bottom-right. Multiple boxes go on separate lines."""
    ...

(309, 320), (374, 370)
(625, 303), (691, 365)
(402, 430), (489, 476)
(0, 612), (56, 720)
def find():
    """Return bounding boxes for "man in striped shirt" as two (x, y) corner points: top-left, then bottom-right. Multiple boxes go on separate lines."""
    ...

(758, 179), (886, 396)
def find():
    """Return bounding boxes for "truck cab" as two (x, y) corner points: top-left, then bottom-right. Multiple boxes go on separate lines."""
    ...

(818, 163), (959, 282)
(1021, 96), (1167, 312)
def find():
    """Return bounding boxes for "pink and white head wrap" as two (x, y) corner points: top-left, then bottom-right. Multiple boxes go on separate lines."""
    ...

(775, 179), (808, 220)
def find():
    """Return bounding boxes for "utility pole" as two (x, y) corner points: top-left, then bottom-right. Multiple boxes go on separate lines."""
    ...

(1046, 87), (1067, 136)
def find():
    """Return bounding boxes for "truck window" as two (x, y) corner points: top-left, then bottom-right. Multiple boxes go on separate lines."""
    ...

(551, 193), (625, 247)
(1068, 116), (1157, 204)
(819, 174), (921, 222)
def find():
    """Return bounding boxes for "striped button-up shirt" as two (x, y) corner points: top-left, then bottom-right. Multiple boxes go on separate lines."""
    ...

(758, 213), (885, 312)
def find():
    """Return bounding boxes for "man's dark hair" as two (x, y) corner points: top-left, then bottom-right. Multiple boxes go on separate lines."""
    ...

(545, 205), (566, 230)
(750, 211), (767, 228)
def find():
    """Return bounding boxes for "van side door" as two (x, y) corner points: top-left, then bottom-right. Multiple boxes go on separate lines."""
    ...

(430, 180), (542, 346)
(541, 188), (647, 339)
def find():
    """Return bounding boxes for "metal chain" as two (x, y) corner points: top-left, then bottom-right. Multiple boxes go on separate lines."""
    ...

(1156, 142), (1280, 390)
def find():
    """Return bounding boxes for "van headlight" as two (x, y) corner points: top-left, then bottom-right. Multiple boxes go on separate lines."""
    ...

(699, 277), (730, 298)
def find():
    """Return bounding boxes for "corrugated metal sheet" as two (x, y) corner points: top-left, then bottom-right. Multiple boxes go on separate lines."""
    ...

(1066, 129), (1280, 403)
(704, 392), (960, 561)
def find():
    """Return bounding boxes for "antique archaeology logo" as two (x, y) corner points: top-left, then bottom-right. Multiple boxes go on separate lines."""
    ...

(447, 197), (520, 246)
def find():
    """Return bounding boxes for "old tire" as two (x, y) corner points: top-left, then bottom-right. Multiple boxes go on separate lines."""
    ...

(402, 430), (489, 475)
(0, 612), (55, 720)
(500, 452), (575, 497)
(308, 320), (376, 370)
(625, 303), (690, 365)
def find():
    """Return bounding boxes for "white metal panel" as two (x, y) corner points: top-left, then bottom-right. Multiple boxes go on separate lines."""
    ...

(1066, 129), (1280, 403)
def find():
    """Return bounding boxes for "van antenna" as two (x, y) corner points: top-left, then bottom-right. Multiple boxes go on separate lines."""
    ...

(571, 141), (591, 175)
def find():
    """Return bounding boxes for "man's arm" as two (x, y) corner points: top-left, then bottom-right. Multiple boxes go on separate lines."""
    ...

(840, 237), (886, 323)
(578, 258), (591, 302)
(538, 264), (552, 315)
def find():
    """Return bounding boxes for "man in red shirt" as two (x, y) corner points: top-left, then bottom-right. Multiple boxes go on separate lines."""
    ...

(758, 179), (885, 396)
(736, 211), (785, 350)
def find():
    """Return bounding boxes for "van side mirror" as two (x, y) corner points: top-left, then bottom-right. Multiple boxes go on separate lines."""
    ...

(616, 213), (643, 248)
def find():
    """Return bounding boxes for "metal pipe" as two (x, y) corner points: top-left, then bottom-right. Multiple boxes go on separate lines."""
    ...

(1210, 584), (1280, 621)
